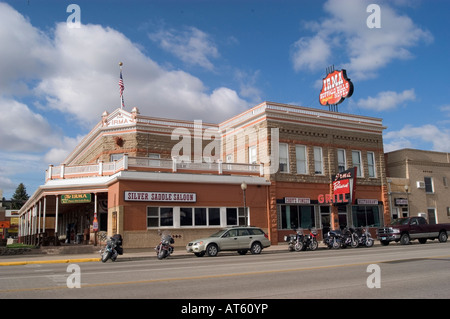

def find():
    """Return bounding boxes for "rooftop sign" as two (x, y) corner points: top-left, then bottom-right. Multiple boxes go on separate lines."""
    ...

(319, 69), (354, 107)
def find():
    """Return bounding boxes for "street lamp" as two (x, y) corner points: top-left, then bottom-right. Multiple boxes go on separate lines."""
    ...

(241, 182), (248, 226)
(404, 185), (409, 217)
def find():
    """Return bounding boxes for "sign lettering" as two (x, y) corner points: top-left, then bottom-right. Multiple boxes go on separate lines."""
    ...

(124, 191), (196, 202)
(319, 69), (354, 106)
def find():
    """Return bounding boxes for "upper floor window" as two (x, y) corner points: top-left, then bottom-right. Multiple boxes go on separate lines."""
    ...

(279, 143), (289, 173)
(352, 150), (363, 177)
(313, 147), (323, 175)
(367, 152), (376, 178)
(337, 149), (346, 173)
(424, 177), (434, 193)
(295, 145), (307, 174)
(248, 146), (257, 164)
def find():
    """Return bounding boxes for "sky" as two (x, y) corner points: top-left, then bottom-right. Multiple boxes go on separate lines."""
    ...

(1, 0), (450, 199)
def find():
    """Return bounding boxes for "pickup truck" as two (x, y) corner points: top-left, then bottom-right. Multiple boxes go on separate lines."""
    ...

(377, 216), (450, 246)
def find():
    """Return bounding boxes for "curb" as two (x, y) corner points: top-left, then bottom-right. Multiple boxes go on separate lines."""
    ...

(0, 258), (101, 266)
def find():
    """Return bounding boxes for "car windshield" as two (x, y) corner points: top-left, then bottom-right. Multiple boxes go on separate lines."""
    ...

(209, 229), (228, 237)
(390, 218), (410, 226)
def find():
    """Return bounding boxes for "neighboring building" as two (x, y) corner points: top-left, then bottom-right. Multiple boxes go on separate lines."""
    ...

(385, 148), (450, 224)
(18, 102), (389, 247)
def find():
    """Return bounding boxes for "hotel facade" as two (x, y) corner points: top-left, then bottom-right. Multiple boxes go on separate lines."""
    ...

(18, 102), (389, 248)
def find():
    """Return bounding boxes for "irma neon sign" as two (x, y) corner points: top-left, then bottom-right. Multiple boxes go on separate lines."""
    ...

(318, 167), (357, 205)
(319, 69), (354, 106)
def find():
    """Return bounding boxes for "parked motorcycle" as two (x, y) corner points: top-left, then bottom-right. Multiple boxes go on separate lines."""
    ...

(342, 228), (360, 248)
(155, 232), (175, 259)
(323, 229), (342, 249)
(303, 228), (319, 251)
(284, 228), (304, 251)
(100, 234), (123, 262)
(355, 226), (374, 247)
(284, 228), (319, 251)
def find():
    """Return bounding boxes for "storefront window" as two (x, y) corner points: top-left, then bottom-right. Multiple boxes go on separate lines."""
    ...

(208, 208), (221, 226)
(351, 205), (380, 227)
(160, 207), (173, 226)
(226, 208), (238, 226)
(180, 207), (193, 226)
(147, 207), (159, 227)
(280, 205), (315, 229)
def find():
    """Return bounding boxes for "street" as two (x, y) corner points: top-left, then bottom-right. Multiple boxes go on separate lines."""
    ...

(1, 242), (449, 301)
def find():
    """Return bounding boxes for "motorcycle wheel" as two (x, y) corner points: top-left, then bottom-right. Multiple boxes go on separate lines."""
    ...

(101, 251), (111, 263)
(351, 236), (359, 248)
(157, 249), (167, 260)
(365, 238), (374, 247)
(332, 239), (340, 249)
(294, 241), (304, 252)
(309, 240), (318, 251)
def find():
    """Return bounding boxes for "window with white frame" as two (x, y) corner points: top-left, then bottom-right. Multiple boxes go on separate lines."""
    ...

(352, 150), (363, 177)
(279, 143), (289, 173)
(313, 146), (323, 175)
(295, 145), (307, 174)
(337, 149), (346, 173)
(367, 152), (376, 178)
(147, 207), (173, 227)
(248, 146), (257, 164)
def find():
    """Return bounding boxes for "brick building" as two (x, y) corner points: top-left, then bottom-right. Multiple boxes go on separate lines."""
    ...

(18, 102), (389, 247)
(385, 148), (450, 224)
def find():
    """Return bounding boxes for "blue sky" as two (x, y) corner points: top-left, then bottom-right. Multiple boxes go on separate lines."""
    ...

(1, 0), (449, 199)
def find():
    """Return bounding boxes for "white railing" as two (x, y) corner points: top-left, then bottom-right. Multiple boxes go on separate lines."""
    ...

(46, 155), (263, 181)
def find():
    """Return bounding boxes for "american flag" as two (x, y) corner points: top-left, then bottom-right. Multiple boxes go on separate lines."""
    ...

(119, 69), (125, 108)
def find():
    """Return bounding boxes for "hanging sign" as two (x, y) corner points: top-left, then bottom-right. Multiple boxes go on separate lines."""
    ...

(317, 167), (357, 206)
(61, 193), (91, 204)
(319, 69), (354, 106)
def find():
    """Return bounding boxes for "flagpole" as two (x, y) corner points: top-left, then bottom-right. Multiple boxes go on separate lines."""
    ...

(119, 62), (125, 109)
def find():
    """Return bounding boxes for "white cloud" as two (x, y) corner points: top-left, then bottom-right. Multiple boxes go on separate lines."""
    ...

(384, 124), (450, 152)
(149, 26), (219, 71)
(291, 0), (433, 80)
(0, 2), (254, 197)
(356, 89), (416, 111)
(291, 36), (331, 72)
(0, 98), (60, 152)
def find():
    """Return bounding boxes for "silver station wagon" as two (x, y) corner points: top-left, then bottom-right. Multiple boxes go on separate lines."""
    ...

(186, 226), (271, 257)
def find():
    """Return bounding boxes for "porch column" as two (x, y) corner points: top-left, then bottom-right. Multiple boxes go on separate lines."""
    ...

(55, 195), (59, 245)
(38, 200), (42, 245)
(43, 196), (47, 233)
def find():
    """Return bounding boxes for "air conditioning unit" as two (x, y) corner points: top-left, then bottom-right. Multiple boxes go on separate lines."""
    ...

(416, 181), (425, 189)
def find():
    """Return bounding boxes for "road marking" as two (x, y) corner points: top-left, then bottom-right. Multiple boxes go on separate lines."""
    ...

(1, 254), (449, 294)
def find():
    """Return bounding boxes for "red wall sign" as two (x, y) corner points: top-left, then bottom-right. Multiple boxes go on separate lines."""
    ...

(319, 69), (354, 106)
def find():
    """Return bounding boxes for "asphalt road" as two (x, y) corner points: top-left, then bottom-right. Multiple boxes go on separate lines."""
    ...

(1, 242), (449, 303)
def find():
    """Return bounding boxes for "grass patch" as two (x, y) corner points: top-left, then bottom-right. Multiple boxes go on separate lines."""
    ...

(6, 243), (37, 249)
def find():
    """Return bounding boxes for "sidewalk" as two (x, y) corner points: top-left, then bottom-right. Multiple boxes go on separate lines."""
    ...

(0, 244), (291, 266)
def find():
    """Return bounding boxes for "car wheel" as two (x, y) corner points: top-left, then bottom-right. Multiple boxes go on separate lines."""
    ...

(250, 242), (262, 254)
(438, 231), (448, 243)
(206, 244), (218, 257)
(400, 233), (410, 245)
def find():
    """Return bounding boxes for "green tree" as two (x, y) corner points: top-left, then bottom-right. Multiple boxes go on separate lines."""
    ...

(11, 183), (29, 209)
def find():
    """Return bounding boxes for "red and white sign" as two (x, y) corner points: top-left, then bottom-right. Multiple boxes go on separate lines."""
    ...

(319, 69), (353, 106)
(124, 191), (196, 202)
